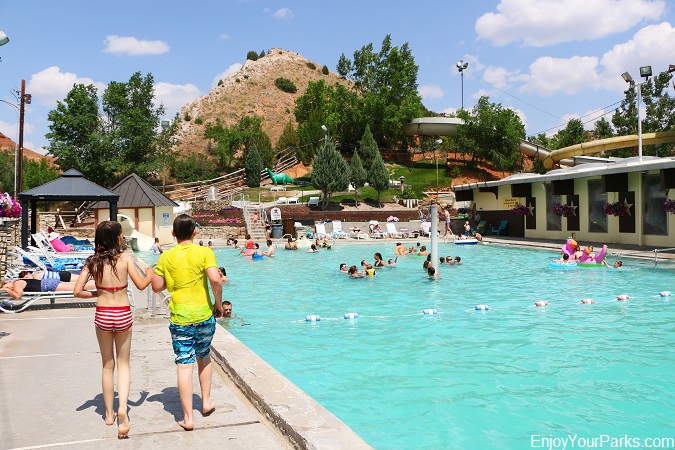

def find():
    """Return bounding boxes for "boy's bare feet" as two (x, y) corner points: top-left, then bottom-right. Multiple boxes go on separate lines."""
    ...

(104, 412), (116, 426)
(178, 419), (194, 431)
(117, 411), (130, 439)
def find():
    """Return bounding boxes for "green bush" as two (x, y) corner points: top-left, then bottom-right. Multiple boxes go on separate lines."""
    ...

(275, 77), (297, 93)
(243, 74), (249, 79)
(306, 62), (316, 70)
(400, 188), (418, 199)
(195, 117), (204, 125)
(452, 166), (461, 177)
(259, 50), (266, 58)
(217, 80), (223, 86)
(235, 78), (240, 83)
(322, 65), (329, 75)
(246, 51), (259, 61)
(183, 112), (191, 122)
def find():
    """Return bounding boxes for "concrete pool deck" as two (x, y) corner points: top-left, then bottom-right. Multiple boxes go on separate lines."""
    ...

(0, 280), (372, 449)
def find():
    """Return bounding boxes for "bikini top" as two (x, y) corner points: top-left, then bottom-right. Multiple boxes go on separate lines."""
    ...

(96, 284), (128, 292)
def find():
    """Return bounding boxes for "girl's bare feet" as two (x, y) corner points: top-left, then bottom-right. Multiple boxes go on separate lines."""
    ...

(202, 401), (216, 417)
(178, 419), (193, 431)
(104, 412), (116, 426)
(117, 411), (130, 439)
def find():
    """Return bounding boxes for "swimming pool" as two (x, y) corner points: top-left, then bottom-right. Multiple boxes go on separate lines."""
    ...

(143, 242), (675, 449)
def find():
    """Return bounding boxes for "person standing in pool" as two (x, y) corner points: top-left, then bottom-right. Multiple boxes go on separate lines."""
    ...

(152, 214), (224, 432)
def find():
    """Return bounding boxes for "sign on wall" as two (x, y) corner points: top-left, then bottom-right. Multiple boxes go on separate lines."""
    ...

(163, 213), (170, 227)
(503, 197), (520, 209)
(270, 207), (282, 221)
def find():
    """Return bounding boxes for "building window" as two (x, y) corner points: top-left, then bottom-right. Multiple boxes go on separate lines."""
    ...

(642, 174), (667, 235)
(588, 179), (607, 233)
(546, 184), (562, 231)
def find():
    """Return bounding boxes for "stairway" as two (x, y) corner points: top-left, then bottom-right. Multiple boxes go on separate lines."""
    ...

(242, 206), (267, 244)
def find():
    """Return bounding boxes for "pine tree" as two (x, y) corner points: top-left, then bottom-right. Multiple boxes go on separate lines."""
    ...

(244, 145), (263, 187)
(275, 120), (299, 150)
(358, 125), (378, 172)
(349, 150), (367, 206)
(368, 151), (390, 207)
(311, 140), (350, 210)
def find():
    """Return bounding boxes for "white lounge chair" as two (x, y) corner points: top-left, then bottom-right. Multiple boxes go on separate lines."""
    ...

(386, 222), (402, 239)
(331, 220), (349, 239)
(315, 223), (329, 239)
(13, 246), (47, 271)
(276, 196), (288, 204)
(307, 197), (320, 207)
(288, 197), (299, 204)
(350, 227), (369, 240)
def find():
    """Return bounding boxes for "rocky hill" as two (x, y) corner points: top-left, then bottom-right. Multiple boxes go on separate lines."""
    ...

(176, 48), (353, 156)
(0, 131), (54, 162)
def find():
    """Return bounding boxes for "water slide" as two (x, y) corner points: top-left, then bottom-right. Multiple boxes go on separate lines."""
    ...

(117, 214), (155, 252)
(403, 117), (675, 169)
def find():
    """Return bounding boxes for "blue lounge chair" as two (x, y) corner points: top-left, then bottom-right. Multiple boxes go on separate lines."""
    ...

(491, 220), (508, 236)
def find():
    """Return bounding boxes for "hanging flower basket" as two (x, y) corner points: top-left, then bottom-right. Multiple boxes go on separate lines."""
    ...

(603, 202), (630, 217)
(510, 204), (530, 216)
(457, 207), (471, 215)
(665, 199), (675, 214)
(0, 191), (21, 218)
(552, 203), (575, 217)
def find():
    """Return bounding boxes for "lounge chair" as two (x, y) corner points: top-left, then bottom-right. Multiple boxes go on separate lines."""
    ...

(350, 227), (368, 240)
(12, 246), (47, 271)
(491, 220), (508, 236)
(369, 221), (387, 239)
(0, 291), (84, 313)
(475, 221), (487, 235)
(331, 220), (349, 239)
(386, 222), (402, 239)
(315, 223), (329, 239)
(276, 196), (288, 204)
(307, 197), (320, 207)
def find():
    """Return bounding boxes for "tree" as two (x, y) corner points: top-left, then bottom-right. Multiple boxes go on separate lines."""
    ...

(357, 125), (378, 173)
(349, 150), (367, 206)
(170, 152), (219, 183)
(368, 151), (390, 207)
(593, 117), (614, 140)
(246, 51), (259, 61)
(244, 145), (263, 187)
(455, 96), (525, 172)
(552, 118), (584, 149)
(204, 115), (273, 171)
(46, 72), (165, 187)
(276, 120), (299, 151)
(23, 157), (60, 191)
(310, 140), (350, 209)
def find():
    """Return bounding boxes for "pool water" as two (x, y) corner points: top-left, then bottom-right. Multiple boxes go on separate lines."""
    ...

(141, 242), (675, 449)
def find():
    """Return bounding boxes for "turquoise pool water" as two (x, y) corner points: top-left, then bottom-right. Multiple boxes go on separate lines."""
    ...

(141, 243), (675, 449)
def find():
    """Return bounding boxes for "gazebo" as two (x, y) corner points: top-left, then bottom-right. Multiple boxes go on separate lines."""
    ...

(18, 169), (119, 249)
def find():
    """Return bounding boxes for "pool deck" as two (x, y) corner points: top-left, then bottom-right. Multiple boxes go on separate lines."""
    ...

(0, 280), (372, 450)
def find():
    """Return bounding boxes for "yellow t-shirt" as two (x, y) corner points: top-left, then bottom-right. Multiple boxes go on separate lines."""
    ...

(154, 243), (217, 326)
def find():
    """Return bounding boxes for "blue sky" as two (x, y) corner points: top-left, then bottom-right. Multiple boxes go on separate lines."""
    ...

(1, 0), (674, 154)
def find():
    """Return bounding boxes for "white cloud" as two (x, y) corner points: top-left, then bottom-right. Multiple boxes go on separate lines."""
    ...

(482, 66), (515, 89)
(220, 33), (230, 40)
(440, 107), (458, 116)
(103, 35), (170, 56)
(520, 56), (601, 96)
(476, 0), (666, 47)
(419, 84), (444, 99)
(600, 22), (675, 89)
(211, 63), (243, 87)
(0, 120), (18, 142)
(154, 82), (201, 119)
(272, 7), (294, 20)
(27, 66), (106, 106)
(508, 107), (528, 129)
(472, 88), (492, 99)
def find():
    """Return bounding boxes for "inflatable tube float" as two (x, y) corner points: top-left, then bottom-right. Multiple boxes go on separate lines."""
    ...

(549, 261), (577, 269)
(454, 237), (478, 245)
(578, 245), (607, 265)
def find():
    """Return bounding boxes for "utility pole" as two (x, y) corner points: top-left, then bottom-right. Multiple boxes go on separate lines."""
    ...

(17, 79), (31, 193)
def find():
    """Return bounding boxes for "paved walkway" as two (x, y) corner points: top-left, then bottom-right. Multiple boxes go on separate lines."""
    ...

(0, 305), (292, 450)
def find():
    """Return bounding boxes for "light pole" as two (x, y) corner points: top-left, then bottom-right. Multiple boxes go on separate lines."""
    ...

(321, 124), (328, 145)
(456, 60), (468, 109)
(161, 120), (170, 193)
(434, 139), (442, 194)
(621, 66), (653, 163)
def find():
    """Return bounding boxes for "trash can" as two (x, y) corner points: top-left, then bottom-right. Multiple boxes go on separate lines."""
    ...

(271, 223), (283, 239)
(283, 218), (296, 238)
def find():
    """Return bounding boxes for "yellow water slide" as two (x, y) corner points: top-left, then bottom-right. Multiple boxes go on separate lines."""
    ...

(542, 131), (675, 169)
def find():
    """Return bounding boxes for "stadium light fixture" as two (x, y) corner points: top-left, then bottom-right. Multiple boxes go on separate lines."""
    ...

(0, 31), (9, 46)
(456, 60), (469, 109)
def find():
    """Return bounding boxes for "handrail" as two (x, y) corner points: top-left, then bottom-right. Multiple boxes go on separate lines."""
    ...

(608, 247), (675, 266)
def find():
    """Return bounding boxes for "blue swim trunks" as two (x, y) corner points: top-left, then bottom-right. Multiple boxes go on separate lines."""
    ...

(169, 315), (216, 364)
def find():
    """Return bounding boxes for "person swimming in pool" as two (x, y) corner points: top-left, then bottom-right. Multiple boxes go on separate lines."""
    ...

(347, 265), (363, 278)
(339, 263), (349, 273)
(284, 237), (298, 250)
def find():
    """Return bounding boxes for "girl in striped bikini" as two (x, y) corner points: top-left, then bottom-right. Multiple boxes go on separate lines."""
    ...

(74, 221), (154, 439)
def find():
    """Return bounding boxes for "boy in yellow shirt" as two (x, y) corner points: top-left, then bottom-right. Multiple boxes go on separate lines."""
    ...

(152, 214), (223, 431)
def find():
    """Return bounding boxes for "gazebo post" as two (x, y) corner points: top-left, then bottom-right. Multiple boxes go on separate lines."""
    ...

(110, 201), (118, 222)
(30, 200), (38, 238)
(20, 199), (29, 249)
